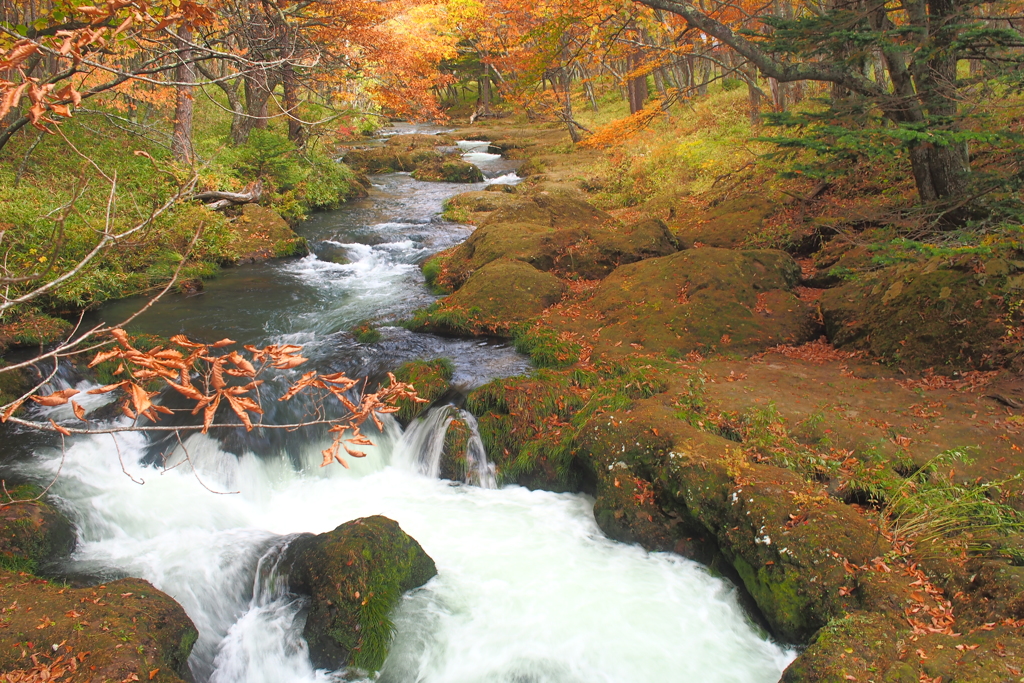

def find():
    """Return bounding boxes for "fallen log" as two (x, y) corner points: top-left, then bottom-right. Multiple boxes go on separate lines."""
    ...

(194, 180), (263, 211)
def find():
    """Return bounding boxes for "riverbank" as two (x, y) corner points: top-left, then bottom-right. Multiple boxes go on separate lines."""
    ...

(413, 115), (1024, 681)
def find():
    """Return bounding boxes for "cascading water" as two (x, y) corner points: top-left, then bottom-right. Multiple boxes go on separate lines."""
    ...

(8, 135), (796, 682)
(395, 406), (496, 489)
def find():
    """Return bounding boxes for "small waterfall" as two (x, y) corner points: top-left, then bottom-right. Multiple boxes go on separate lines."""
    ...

(394, 405), (496, 489)
(460, 411), (496, 489)
(210, 536), (315, 683)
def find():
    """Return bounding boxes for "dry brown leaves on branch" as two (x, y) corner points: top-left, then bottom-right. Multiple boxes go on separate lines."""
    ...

(3, 329), (422, 468)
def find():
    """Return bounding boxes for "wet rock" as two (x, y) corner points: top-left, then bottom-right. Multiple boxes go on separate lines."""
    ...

(0, 492), (75, 575)
(439, 416), (470, 482)
(576, 248), (819, 358)
(577, 399), (897, 641)
(384, 133), (454, 149)
(229, 204), (308, 262)
(780, 612), (906, 682)
(0, 572), (198, 683)
(673, 194), (776, 248)
(444, 190), (522, 215)
(444, 259), (565, 324)
(820, 255), (1024, 370)
(287, 516), (437, 672)
(411, 158), (484, 183)
(343, 147), (445, 174)
(391, 358), (454, 423)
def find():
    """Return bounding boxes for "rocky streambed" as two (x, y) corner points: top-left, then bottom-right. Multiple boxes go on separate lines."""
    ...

(3, 123), (1024, 683)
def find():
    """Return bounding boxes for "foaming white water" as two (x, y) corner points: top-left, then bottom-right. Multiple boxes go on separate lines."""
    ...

(27, 419), (794, 683)
(393, 406), (496, 488)
(485, 172), (521, 186)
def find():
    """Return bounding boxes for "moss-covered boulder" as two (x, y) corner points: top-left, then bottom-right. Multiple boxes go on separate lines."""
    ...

(673, 194), (777, 248)
(444, 259), (565, 324)
(433, 194), (680, 288)
(228, 204), (308, 262)
(391, 358), (453, 423)
(411, 158), (484, 183)
(343, 147), (443, 174)
(0, 494), (75, 575)
(287, 516), (437, 672)
(820, 254), (1024, 370)
(568, 248), (819, 358)
(0, 573), (198, 683)
(444, 190), (522, 216)
(384, 133), (454, 149)
(439, 415), (471, 482)
(780, 612), (907, 683)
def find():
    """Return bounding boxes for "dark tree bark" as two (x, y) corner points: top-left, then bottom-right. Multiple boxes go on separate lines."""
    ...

(283, 64), (304, 148)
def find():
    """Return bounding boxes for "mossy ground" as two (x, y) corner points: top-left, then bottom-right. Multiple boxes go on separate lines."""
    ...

(428, 113), (1024, 680)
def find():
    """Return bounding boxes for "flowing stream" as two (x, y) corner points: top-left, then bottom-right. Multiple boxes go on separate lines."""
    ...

(10, 133), (795, 682)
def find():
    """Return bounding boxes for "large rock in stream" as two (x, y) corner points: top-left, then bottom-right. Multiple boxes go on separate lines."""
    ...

(287, 516), (436, 672)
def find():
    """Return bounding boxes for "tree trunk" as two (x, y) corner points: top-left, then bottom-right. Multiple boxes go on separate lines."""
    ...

(626, 54), (648, 114)
(171, 27), (195, 163)
(283, 64), (304, 148)
(745, 65), (761, 124)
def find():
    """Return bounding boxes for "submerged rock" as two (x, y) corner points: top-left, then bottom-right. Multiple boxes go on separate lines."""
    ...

(287, 516), (437, 672)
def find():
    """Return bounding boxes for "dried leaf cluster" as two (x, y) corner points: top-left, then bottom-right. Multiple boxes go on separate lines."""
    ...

(4, 329), (424, 468)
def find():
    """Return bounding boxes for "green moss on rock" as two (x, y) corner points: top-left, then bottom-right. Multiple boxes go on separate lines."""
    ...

(780, 612), (905, 683)
(412, 159), (484, 183)
(392, 358), (454, 423)
(0, 492), (75, 575)
(674, 194), (777, 249)
(445, 259), (565, 324)
(287, 516), (437, 672)
(229, 203), (309, 263)
(574, 247), (818, 358)
(820, 255), (1024, 370)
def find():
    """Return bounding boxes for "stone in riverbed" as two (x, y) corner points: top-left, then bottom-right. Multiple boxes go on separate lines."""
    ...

(287, 516), (437, 672)
(0, 488), (75, 575)
(411, 158), (484, 183)
(445, 258), (565, 323)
